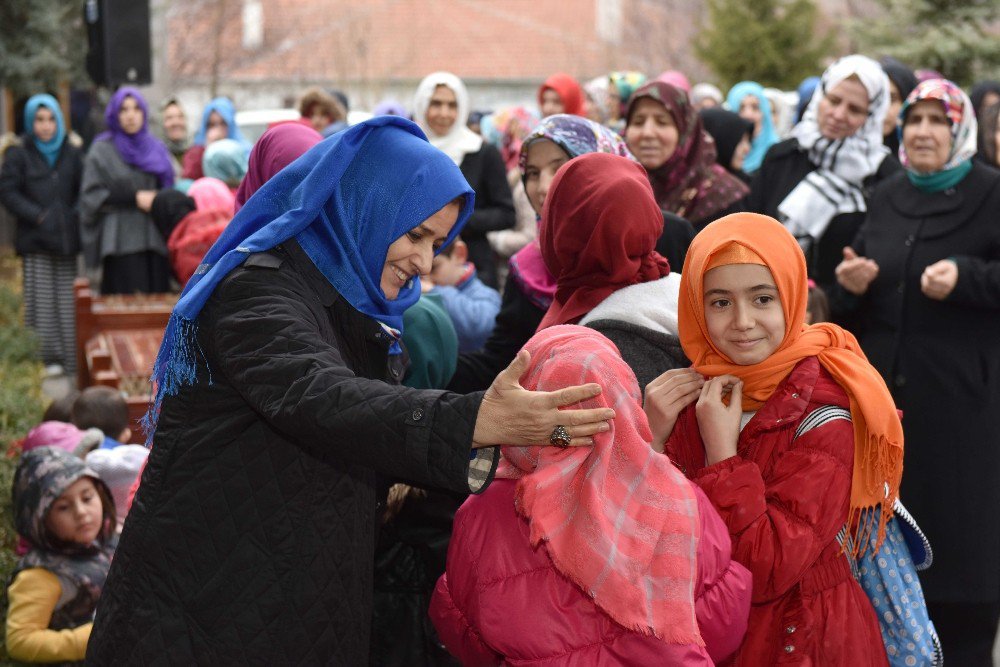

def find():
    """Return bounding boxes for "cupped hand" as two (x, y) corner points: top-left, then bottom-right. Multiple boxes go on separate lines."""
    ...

(920, 259), (958, 301)
(695, 375), (743, 465)
(471, 350), (616, 449)
(135, 190), (157, 212)
(643, 368), (705, 452)
(835, 246), (879, 296)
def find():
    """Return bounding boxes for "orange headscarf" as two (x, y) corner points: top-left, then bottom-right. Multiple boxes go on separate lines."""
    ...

(678, 213), (903, 552)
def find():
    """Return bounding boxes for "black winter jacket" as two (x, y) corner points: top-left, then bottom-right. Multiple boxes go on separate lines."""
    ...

(459, 144), (515, 289)
(0, 136), (82, 256)
(836, 163), (1000, 603)
(747, 138), (900, 293)
(87, 241), (496, 665)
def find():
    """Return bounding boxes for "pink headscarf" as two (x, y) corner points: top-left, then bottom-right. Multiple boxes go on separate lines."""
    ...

(497, 325), (702, 646)
(187, 177), (236, 216)
(234, 123), (323, 213)
(657, 70), (692, 93)
(21, 421), (102, 455)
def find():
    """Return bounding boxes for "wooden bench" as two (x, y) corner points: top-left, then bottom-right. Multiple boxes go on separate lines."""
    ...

(74, 278), (178, 443)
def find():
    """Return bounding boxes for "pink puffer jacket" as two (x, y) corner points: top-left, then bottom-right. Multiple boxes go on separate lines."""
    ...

(431, 478), (752, 666)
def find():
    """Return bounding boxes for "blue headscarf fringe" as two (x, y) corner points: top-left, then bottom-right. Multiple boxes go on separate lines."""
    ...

(141, 314), (211, 445)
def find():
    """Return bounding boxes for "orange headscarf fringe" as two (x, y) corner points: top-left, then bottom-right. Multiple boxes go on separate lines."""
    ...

(679, 213), (903, 555)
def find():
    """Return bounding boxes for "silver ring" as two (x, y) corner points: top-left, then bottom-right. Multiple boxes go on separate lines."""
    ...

(549, 425), (571, 448)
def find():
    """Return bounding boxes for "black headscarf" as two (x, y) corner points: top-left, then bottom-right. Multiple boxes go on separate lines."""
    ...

(977, 101), (1000, 167)
(970, 80), (1000, 118)
(880, 57), (918, 155)
(699, 108), (753, 180)
(150, 189), (196, 241)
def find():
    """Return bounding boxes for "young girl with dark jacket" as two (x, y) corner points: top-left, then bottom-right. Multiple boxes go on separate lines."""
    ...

(0, 94), (83, 375)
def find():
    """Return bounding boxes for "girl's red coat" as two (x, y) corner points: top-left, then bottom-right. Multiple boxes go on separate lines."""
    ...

(667, 357), (889, 666)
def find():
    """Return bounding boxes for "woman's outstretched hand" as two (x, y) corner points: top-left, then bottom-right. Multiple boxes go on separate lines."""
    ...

(471, 350), (615, 449)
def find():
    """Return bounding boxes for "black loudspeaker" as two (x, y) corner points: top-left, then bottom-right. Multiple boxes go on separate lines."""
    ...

(85, 0), (152, 87)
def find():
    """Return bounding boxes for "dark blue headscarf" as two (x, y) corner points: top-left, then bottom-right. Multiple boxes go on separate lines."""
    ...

(144, 116), (475, 439)
(193, 96), (247, 146)
(23, 94), (66, 167)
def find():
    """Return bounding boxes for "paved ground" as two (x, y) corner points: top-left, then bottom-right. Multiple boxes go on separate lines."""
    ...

(40, 372), (75, 403)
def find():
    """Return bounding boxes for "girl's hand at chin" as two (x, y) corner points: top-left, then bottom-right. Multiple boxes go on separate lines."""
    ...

(695, 375), (743, 465)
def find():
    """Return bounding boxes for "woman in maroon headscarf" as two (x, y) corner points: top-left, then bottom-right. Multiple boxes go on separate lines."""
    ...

(234, 122), (323, 212)
(538, 151), (688, 391)
(625, 81), (748, 231)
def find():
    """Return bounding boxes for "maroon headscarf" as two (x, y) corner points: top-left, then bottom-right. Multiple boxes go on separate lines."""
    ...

(626, 81), (748, 226)
(537, 152), (670, 330)
(234, 123), (322, 212)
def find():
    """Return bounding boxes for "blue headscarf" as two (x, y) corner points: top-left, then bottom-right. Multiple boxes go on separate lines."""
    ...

(193, 97), (247, 146)
(23, 94), (66, 167)
(795, 76), (821, 123)
(144, 116), (475, 439)
(726, 81), (780, 173)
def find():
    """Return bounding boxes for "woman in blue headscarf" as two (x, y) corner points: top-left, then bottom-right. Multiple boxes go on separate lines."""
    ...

(0, 94), (83, 377)
(181, 96), (249, 180)
(725, 81), (781, 173)
(86, 117), (614, 665)
(79, 87), (176, 294)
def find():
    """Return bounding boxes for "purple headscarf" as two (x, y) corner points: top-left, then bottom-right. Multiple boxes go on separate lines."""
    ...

(95, 87), (175, 188)
(234, 122), (322, 213)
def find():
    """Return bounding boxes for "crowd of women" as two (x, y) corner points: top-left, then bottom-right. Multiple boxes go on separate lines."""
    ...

(1, 55), (999, 666)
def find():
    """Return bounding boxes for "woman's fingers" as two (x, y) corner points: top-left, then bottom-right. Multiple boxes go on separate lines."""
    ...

(494, 349), (531, 389)
(546, 382), (605, 409)
(559, 405), (616, 426)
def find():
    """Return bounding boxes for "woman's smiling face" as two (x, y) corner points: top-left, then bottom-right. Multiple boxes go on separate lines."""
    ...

(703, 263), (786, 365)
(381, 201), (460, 299)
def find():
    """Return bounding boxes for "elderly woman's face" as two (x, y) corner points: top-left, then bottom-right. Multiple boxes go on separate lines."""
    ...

(625, 97), (679, 171)
(426, 85), (458, 137)
(118, 96), (145, 135)
(382, 201), (460, 300)
(817, 78), (869, 140)
(163, 103), (188, 142)
(903, 100), (952, 173)
(523, 139), (570, 215)
(33, 107), (57, 143)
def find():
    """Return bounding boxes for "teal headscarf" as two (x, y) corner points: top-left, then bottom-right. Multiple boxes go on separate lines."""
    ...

(726, 82), (779, 173)
(23, 94), (66, 167)
(203, 138), (250, 188)
(401, 294), (458, 390)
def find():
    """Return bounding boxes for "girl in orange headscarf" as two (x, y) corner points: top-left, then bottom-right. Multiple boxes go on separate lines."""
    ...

(646, 212), (900, 665)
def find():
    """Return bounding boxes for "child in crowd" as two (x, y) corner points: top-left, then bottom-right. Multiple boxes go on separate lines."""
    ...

(6, 447), (117, 663)
(428, 238), (501, 352)
(84, 445), (150, 531)
(431, 325), (752, 664)
(42, 390), (80, 423)
(71, 386), (131, 448)
(806, 279), (831, 324)
(648, 213), (901, 665)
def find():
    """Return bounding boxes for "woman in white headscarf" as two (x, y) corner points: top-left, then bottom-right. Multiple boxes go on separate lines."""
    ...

(414, 72), (514, 288)
(747, 55), (901, 308)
